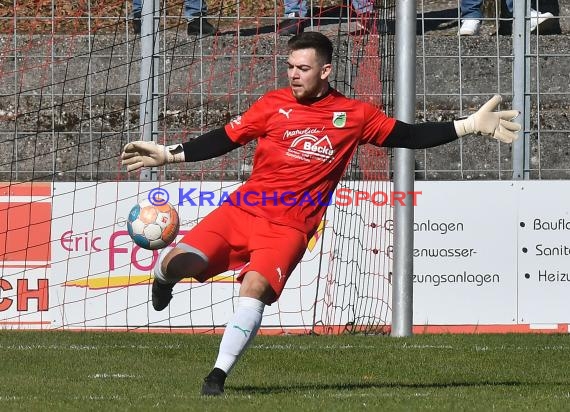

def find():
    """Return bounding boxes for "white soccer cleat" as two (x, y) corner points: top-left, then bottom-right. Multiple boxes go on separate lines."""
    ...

(529, 9), (554, 33)
(459, 19), (481, 36)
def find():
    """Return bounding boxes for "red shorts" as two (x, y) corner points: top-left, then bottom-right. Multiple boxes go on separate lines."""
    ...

(178, 204), (308, 302)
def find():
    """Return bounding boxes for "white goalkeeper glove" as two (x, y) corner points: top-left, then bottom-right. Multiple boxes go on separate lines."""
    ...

(453, 95), (521, 143)
(121, 141), (186, 172)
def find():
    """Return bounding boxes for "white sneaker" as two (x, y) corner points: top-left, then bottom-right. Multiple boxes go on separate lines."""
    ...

(459, 19), (481, 36)
(529, 9), (554, 33)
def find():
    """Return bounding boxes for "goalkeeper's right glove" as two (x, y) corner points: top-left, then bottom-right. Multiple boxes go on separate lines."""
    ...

(121, 141), (185, 172)
(453, 95), (521, 143)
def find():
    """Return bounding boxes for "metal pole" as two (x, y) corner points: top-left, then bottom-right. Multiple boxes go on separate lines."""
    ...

(139, 0), (160, 181)
(511, 0), (530, 179)
(391, 0), (415, 337)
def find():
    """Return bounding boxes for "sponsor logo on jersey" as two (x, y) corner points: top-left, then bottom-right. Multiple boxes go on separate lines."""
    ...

(282, 126), (325, 140)
(286, 134), (335, 163)
(332, 112), (346, 128)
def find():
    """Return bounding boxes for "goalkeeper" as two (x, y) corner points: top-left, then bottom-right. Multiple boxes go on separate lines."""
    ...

(121, 31), (520, 396)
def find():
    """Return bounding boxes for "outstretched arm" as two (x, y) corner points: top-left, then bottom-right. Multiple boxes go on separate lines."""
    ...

(382, 95), (521, 149)
(121, 127), (241, 172)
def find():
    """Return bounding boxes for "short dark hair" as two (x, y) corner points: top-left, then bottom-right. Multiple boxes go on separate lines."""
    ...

(287, 32), (333, 65)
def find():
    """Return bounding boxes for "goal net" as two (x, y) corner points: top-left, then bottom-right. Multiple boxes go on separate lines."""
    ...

(0, 0), (395, 334)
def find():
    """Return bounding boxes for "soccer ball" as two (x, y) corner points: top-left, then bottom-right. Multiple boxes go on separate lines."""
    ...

(127, 200), (180, 250)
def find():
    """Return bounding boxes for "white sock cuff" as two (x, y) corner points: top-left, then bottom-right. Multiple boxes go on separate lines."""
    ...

(238, 296), (265, 314)
(152, 248), (171, 284)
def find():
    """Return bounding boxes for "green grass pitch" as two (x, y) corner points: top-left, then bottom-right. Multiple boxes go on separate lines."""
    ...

(1, 331), (569, 411)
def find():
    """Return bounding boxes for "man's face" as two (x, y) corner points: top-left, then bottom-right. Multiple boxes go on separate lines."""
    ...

(287, 48), (331, 101)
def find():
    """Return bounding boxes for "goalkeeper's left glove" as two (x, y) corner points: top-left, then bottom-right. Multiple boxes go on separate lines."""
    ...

(121, 141), (185, 172)
(454, 95), (521, 143)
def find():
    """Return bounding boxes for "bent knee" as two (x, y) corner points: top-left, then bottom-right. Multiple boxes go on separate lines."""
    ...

(160, 247), (208, 280)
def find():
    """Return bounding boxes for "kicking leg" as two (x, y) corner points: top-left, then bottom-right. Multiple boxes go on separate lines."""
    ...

(152, 203), (241, 311)
(151, 245), (209, 311)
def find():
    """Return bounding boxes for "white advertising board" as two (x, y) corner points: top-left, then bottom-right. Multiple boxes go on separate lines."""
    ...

(412, 181), (519, 325)
(412, 181), (570, 329)
(516, 181), (570, 324)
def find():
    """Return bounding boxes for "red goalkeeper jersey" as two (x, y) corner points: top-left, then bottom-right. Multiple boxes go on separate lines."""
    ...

(224, 87), (396, 236)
